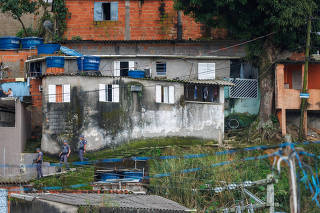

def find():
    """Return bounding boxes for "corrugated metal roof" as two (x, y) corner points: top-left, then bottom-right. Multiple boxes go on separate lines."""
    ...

(175, 79), (234, 86)
(11, 193), (191, 211)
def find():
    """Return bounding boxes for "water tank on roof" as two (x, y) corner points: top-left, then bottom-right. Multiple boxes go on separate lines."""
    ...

(46, 56), (65, 68)
(77, 56), (100, 71)
(128, 70), (145, 78)
(21, 37), (44, 49)
(37, 43), (61, 55)
(0, 37), (21, 50)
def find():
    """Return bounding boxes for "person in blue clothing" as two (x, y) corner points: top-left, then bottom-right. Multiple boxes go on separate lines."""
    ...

(59, 140), (71, 170)
(35, 148), (43, 179)
(78, 135), (87, 162)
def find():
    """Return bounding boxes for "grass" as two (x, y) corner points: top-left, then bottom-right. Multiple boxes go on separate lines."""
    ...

(29, 136), (320, 212)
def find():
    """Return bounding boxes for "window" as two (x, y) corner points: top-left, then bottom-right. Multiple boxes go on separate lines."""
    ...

(198, 63), (215, 80)
(94, 2), (118, 21)
(48, 84), (70, 103)
(184, 84), (219, 103)
(29, 62), (42, 77)
(156, 62), (166, 76)
(114, 61), (135, 76)
(155, 85), (174, 104)
(99, 84), (119, 102)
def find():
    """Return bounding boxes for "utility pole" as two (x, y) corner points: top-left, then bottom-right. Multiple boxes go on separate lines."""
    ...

(299, 17), (312, 140)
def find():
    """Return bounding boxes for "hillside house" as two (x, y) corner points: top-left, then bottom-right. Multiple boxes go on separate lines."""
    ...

(275, 61), (320, 136)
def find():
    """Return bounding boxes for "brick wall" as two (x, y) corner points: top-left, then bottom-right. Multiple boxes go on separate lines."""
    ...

(0, 50), (37, 78)
(65, 0), (224, 40)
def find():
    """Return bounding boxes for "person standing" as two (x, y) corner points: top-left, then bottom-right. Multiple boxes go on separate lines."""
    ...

(36, 148), (43, 179)
(78, 135), (87, 162)
(3, 88), (13, 97)
(59, 140), (71, 170)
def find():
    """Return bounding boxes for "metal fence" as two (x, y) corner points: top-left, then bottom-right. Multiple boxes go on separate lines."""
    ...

(229, 78), (258, 99)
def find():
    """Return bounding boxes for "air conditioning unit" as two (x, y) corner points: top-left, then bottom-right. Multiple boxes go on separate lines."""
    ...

(130, 85), (142, 92)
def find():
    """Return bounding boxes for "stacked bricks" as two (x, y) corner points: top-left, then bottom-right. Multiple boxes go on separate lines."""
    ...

(0, 49), (37, 78)
(46, 67), (65, 75)
(64, 0), (211, 40)
(29, 78), (42, 108)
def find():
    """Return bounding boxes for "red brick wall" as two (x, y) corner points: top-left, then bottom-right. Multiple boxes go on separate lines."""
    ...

(65, 0), (205, 40)
(30, 78), (42, 108)
(0, 50), (37, 78)
(46, 67), (65, 75)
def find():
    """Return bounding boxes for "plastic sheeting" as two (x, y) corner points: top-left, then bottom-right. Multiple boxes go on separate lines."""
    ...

(0, 82), (30, 101)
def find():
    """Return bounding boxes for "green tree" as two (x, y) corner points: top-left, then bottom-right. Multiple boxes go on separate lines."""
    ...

(175, 0), (320, 127)
(0, 0), (38, 37)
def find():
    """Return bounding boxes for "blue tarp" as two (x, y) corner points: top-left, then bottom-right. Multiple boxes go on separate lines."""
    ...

(0, 82), (30, 101)
(60, 46), (82, 56)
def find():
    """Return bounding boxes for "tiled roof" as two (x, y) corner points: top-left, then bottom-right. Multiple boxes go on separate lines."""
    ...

(11, 193), (191, 211)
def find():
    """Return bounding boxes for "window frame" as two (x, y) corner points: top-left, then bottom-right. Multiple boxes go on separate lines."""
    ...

(155, 84), (175, 104)
(48, 84), (70, 103)
(99, 84), (120, 103)
(156, 62), (167, 76)
(94, 2), (118, 21)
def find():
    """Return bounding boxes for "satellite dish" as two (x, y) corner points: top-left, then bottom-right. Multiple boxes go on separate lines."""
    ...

(43, 20), (54, 34)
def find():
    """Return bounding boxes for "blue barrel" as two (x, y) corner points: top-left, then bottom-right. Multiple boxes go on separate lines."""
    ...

(21, 37), (44, 49)
(37, 43), (61, 55)
(0, 37), (21, 50)
(77, 56), (100, 71)
(46, 56), (65, 68)
(101, 173), (119, 181)
(0, 188), (8, 213)
(128, 70), (145, 78)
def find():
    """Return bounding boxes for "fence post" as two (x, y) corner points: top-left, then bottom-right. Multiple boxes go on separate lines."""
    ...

(267, 174), (275, 213)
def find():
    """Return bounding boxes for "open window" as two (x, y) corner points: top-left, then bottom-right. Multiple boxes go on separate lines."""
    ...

(29, 62), (42, 77)
(184, 84), (219, 103)
(48, 84), (70, 103)
(94, 2), (118, 21)
(114, 61), (135, 76)
(155, 85), (174, 104)
(99, 84), (119, 102)
(156, 62), (166, 76)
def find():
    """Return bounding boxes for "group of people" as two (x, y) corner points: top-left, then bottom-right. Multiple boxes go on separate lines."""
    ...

(35, 134), (87, 179)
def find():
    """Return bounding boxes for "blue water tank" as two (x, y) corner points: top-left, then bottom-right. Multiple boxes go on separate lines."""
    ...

(123, 171), (143, 179)
(21, 37), (44, 49)
(128, 70), (145, 78)
(77, 56), (100, 71)
(46, 56), (65, 68)
(37, 43), (61, 55)
(101, 173), (119, 181)
(0, 37), (21, 50)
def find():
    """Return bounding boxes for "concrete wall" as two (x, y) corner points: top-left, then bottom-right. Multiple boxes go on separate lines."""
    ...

(0, 99), (30, 179)
(63, 40), (246, 58)
(41, 76), (225, 154)
(0, 13), (35, 37)
(53, 57), (230, 80)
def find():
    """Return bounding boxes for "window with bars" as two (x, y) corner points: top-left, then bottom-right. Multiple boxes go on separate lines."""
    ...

(99, 84), (120, 102)
(229, 79), (258, 99)
(48, 84), (70, 103)
(156, 62), (166, 76)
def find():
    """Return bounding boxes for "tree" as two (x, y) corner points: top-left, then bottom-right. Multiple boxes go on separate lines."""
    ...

(175, 0), (320, 127)
(0, 0), (38, 37)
